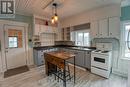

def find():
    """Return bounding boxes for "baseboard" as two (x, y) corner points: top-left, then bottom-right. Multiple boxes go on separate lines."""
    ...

(112, 68), (128, 78)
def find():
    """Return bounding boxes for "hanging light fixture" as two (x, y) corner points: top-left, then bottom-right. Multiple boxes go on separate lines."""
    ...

(51, 3), (58, 24)
(51, 17), (55, 24)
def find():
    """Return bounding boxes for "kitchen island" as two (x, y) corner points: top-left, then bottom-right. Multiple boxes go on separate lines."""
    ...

(44, 51), (76, 87)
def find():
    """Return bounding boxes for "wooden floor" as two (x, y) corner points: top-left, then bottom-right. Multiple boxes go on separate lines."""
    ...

(0, 66), (127, 87)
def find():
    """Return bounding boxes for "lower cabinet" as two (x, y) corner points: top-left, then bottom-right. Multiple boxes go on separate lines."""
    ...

(75, 50), (85, 67)
(33, 49), (45, 66)
(64, 48), (91, 69)
(33, 48), (58, 66)
(84, 51), (91, 69)
(34, 48), (91, 69)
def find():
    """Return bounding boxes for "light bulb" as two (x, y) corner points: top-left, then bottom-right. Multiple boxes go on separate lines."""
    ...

(54, 14), (58, 21)
(51, 17), (55, 24)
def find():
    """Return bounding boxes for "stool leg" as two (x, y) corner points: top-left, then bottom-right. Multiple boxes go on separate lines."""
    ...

(67, 64), (71, 81)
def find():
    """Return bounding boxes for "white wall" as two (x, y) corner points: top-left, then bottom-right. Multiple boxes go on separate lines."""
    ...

(0, 52), (1, 72)
(128, 61), (130, 87)
(61, 4), (121, 27)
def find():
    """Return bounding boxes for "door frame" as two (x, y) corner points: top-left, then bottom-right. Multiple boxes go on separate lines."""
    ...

(0, 20), (29, 72)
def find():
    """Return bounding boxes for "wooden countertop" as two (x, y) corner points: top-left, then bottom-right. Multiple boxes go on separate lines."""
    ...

(44, 51), (75, 60)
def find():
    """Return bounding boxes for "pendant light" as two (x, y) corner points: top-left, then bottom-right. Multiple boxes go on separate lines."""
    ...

(51, 17), (55, 24)
(51, 3), (58, 24)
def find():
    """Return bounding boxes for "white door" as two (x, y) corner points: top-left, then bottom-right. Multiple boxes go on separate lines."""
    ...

(4, 25), (27, 69)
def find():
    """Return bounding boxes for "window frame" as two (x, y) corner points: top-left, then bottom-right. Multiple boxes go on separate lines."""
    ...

(71, 30), (90, 46)
(8, 36), (18, 48)
(121, 20), (130, 59)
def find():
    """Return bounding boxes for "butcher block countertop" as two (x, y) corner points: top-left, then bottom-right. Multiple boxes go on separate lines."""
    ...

(44, 51), (75, 60)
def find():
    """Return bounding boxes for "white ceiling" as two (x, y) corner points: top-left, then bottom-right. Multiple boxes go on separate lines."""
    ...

(16, 0), (121, 19)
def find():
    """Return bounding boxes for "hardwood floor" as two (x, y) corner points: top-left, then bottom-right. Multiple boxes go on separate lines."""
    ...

(0, 66), (127, 87)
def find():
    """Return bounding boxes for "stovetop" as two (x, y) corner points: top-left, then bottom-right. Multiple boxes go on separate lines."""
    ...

(92, 50), (110, 54)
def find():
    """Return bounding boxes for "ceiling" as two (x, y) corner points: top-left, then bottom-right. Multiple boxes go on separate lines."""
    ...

(16, 0), (121, 19)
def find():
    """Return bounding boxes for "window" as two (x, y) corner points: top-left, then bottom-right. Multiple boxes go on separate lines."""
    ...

(9, 37), (18, 48)
(71, 30), (90, 46)
(8, 29), (23, 48)
(122, 21), (130, 59)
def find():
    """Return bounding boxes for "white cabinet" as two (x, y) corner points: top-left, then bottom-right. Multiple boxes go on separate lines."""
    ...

(34, 24), (40, 35)
(52, 27), (58, 33)
(34, 24), (58, 35)
(99, 18), (108, 38)
(91, 21), (99, 38)
(109, 17), (120, 39)
(91, 17), (120, 39)
(40, 25), (48, 33)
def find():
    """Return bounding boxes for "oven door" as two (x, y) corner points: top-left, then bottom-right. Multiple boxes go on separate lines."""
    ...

(91, 53), (109, 70)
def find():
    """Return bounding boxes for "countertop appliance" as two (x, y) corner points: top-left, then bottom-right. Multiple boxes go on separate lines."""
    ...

(91, 43), (112, 78)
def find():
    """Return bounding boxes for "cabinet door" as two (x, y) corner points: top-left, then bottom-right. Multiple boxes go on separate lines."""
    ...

(34, 24), (40, 35)
(109, 17), (120, 39)
(99, 19), (108, 38)
(40, 25), (47, 33)
(52, 27), (57, 33)
(91, 21), (99, 38)
(75, 50), (85, 67)
(47, 26), (53, 33)
(84, 51), (91, 69)
(33, 50), (38, 65)
(67, 49), (75, 63)
(37, 50), (44, 66)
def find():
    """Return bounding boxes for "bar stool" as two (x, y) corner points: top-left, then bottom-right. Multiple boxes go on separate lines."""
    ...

(55, 62), (72, 82)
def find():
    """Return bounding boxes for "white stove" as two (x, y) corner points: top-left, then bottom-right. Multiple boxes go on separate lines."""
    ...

(91, 43), (112, 78)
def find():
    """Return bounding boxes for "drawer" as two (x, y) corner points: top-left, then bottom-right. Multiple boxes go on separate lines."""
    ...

(91, 67), (110, 78)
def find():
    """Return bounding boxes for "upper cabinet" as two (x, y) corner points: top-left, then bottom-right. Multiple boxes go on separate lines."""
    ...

(109, 17), (120, 39)
(91, 21), (99, 39)
(33, 17), (58, 36)
(99, 18), (108, 38)
(91, 17), (120, 39)
(34, 24), (41, 35)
